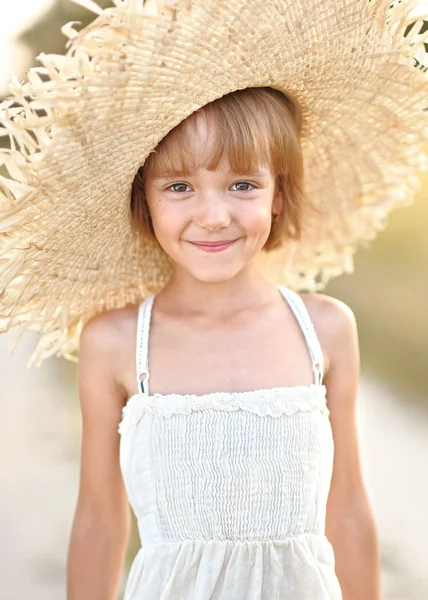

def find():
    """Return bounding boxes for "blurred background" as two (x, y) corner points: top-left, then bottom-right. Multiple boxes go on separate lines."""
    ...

(0, 1), (427, 599)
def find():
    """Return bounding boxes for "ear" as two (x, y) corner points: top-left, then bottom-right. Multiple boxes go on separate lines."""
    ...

(272, 175), (284, 215)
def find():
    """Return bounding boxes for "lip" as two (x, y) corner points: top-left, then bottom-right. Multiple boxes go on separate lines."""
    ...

(188, 239), (239, 252)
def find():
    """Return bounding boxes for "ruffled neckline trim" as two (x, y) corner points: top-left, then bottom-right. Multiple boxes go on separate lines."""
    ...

(118, 384), (329, 434)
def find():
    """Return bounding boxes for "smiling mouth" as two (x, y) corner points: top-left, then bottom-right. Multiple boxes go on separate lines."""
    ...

(190, 240), (238, 246)
(187, 239), (240, 252)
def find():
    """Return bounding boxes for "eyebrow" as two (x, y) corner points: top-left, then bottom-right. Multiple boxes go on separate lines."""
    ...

(152, 169), (269, 181)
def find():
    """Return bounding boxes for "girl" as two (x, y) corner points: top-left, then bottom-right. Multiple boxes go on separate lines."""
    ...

(3, 2), (425, 599)
(66, 87), (380, 599)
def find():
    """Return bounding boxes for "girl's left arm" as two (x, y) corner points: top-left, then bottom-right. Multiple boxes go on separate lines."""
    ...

(320, 297), (381, 600)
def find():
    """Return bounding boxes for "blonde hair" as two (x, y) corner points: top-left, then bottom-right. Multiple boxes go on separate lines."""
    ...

(130, 87), (319, 251)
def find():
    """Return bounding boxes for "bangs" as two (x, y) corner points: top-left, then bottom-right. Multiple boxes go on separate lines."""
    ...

(142, 87), (301, 182)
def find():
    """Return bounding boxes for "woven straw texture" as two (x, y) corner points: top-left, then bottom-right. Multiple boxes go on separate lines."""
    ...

(1, 0), (428, 365)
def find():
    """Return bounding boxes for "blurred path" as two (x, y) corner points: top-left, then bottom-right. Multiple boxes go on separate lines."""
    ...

(357, 374), (428, 599)
(0, 331), (80, 600)
(0, 332), (427, 599)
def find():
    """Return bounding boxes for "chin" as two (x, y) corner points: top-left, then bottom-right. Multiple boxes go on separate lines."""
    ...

(186, 264), (244, 284)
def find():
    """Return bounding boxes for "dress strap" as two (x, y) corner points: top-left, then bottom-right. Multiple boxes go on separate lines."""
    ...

(136, 293), (155, 395)
(277, 285), (324, 386)
(135, 288), (324, 392)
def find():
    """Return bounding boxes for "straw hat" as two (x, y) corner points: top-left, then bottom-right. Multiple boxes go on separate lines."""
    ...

(1, 0), (428, 366)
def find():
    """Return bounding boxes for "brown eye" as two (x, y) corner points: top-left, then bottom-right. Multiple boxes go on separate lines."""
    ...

(168, 183), (190, 193)
(232, 182), (256, 192)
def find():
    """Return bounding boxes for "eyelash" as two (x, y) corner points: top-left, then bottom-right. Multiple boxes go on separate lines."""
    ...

(166, 181), (257, 193)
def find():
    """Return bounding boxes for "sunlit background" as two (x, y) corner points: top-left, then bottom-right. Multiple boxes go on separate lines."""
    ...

(0, 1), (427, 599)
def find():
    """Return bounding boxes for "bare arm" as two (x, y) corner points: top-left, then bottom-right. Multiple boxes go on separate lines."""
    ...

(322, 298), (381, 600)
(67, 312), (131, 600)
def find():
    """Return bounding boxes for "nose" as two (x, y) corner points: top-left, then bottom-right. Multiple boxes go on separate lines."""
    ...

(194, 191), (231, 230)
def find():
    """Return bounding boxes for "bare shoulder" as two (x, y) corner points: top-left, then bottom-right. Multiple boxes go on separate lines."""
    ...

(299, 296), (371, 536)
(298, 292), (359, 377)
(79, 304), (139, 397)
(73, 305), (139, 536)
(80, 304), (138, 353)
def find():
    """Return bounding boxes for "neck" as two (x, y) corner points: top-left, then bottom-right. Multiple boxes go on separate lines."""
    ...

(157, 265), (279, 317)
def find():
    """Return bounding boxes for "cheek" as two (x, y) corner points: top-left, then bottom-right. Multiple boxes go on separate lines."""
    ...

(149, 201), (183, 233)
(239, 204), (272, 234)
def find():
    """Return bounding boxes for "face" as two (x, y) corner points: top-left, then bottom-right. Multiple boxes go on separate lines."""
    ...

(144, 114), (283, 284)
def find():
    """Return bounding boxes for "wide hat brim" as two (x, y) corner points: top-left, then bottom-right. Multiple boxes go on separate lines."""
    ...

(1, 0), (428, 365)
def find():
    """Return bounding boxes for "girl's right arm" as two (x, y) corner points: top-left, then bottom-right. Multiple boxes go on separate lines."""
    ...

(66, 312), (131, 600)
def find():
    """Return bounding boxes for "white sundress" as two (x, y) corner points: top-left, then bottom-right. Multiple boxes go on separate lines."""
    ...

(118, 284), (343, 599)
